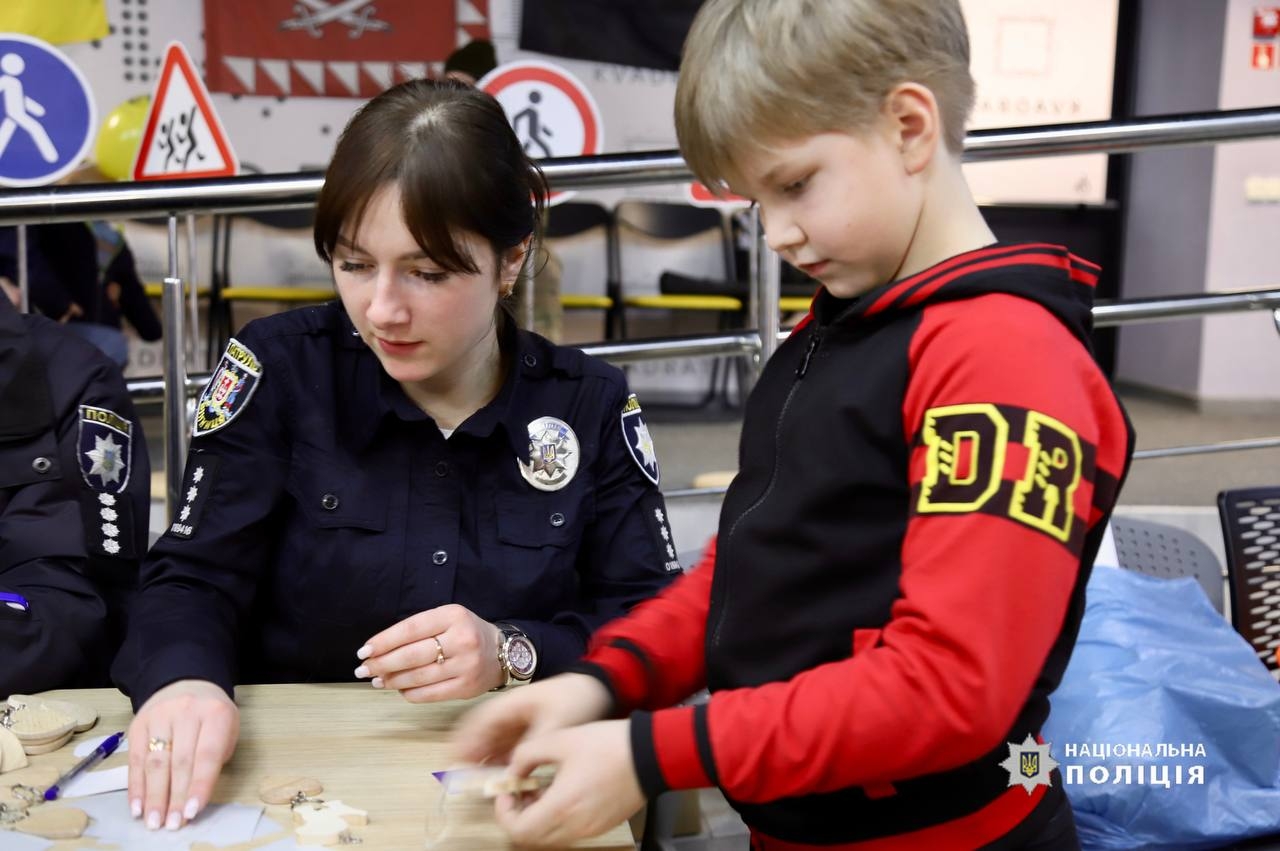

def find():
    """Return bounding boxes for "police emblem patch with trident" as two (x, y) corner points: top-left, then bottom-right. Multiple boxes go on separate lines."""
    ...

(999, 735), (1060, 794)
(518, 417), (580, 492)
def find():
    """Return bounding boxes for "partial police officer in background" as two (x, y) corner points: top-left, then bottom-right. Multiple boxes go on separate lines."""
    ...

(0, 286), (149, 696)
(112, 78), (680, 832)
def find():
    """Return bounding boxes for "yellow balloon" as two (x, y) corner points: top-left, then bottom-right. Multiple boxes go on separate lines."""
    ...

(94, 96), (151, 181)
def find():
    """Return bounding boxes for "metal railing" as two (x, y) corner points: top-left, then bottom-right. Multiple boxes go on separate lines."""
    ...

(5, 106), (1280, 507)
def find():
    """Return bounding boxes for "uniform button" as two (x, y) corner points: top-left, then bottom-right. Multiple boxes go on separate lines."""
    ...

(523, 354), (537, 367)
(434, 461), (449, 477)
(321, 493), (339, 510)
(31, 457), (52, 474)
(432, 549), (448, 565)
(549, 512), (565, 527)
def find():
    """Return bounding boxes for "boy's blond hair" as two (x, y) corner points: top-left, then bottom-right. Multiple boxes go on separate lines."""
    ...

(675, 0), (975, 191)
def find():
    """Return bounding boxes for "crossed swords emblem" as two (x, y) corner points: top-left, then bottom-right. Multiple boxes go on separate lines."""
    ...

(281, 0), (391, 38)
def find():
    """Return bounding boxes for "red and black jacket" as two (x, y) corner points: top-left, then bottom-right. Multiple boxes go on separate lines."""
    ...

(572, 243), (1135, 849)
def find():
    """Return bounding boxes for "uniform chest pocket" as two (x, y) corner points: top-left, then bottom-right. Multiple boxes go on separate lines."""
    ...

(280, 450), (393, 627)
(495, 491), (588, 550)
(0, 432), (63, 489)
(287, 457), (389, 532)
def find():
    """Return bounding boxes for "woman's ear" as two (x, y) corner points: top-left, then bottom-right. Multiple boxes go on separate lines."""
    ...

(884, 82), (941, 176)
(501, 236), (533, 291)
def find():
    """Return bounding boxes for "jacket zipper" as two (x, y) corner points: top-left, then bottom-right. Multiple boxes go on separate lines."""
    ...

(711, 328), (823, 649)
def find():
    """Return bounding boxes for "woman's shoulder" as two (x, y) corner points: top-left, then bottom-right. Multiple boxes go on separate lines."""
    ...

(519, 329), (626, 388)
(234, 301), (346, 351)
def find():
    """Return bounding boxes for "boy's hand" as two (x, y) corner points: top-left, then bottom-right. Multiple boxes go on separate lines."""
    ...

(451, 673), (612, 765)
(494, 720), (644, 848)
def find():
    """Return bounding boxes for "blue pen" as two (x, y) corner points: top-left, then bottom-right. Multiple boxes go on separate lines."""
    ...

(43, 731), (125, 801)
(0, 591), (29, 612)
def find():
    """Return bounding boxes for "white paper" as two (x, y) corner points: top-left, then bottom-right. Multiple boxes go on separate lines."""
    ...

(0, 833), (54, 851)
(74, 789), (264, 849)
(73, 733), (130, 758)
(60, 764), (129, 798)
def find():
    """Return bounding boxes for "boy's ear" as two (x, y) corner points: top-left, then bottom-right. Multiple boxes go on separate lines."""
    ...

(883, 83), (941, 176)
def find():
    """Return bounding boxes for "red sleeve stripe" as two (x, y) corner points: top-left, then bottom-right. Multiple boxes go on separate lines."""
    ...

(899, 252), (1084, 312)
(580, 642), (651, 708)
(647, 704), (717, 791)
(864, 243), (1067, 317)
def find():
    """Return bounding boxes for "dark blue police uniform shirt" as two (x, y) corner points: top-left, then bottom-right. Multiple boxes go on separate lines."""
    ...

(0, 297), (148, 695)
(113, 303), (679, 707)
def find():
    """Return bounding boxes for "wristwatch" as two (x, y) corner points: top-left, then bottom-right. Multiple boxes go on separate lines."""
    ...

(495, 622), (537, 688)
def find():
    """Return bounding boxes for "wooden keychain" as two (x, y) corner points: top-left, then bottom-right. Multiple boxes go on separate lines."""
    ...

(289, 791), (368, 847)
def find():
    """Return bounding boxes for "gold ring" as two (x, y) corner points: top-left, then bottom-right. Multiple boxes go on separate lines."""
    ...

(147, 737), (172, 752)
(432, 635), (446, 665)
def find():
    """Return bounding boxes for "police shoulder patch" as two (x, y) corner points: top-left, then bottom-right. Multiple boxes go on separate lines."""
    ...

(194, 338), (262, 437)
(78, 404), (133, 494)
(620, 394), (659, 486)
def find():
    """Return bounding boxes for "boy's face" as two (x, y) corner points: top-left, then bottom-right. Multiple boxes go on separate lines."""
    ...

(730, 123), (924, 299)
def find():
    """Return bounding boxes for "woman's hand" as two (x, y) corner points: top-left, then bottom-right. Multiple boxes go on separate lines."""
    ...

(451, 673), (612, 766)
(493, 720), (644, 848)
(126, 679), (239, 831)
(356, 604), (505, 702)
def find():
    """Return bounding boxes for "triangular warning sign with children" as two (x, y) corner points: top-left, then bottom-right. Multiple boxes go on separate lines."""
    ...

(132, 42), (238, 180)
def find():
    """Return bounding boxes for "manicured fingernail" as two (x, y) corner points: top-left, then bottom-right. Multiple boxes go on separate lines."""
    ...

(146, 811), (161, 830)
(130, 798), (142, 818)
(356, 644), (373, 660)
(371, 676), (384, 689)
(165, 811), (181, 830)
(354, 665), (369, 678)
(184, 798), (200, 820)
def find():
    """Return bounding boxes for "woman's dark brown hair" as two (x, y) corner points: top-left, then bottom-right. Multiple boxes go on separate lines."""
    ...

(314, 78), (547, 274)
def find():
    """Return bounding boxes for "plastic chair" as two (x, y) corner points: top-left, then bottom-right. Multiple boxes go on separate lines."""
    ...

(543, 201), (620, 338)
(1217, 487), (1280, 675)
(613, 201), (745, 406)
(1109, 515), (1225, 614)
(208, 209), (334, 363)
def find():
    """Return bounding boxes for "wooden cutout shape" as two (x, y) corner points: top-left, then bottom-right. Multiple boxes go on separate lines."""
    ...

(258, 775), (323, 805)
(13, 806), (89, 839)
(0, 727), (28, 774)
(6, 703), (76, 751)
(7, 696), (97, 733)
(292, 800), (368, 846)
(20, 729), (74, 755)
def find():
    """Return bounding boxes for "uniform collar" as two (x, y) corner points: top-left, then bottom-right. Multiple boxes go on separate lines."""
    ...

(343, 313), (549, 460)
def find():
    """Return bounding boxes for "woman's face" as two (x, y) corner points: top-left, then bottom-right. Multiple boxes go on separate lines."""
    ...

(333, 183), (522, 395)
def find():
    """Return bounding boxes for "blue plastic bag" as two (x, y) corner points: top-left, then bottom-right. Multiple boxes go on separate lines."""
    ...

(1043, 567), (1280, 850)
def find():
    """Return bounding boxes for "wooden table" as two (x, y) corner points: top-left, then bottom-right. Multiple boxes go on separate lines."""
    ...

(21, 683), (635, 850)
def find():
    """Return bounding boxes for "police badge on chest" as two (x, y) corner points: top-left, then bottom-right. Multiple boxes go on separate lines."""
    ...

(518, 417), (580, 492)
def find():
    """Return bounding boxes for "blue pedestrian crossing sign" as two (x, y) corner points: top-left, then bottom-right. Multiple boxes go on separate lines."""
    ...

(0, 33), (96, 188)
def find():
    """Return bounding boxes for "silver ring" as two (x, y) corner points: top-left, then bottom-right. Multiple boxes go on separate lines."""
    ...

(432, 635), (446, 665)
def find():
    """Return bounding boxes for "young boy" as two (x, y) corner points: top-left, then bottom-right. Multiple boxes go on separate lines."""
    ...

(453, 1), (1134, 848)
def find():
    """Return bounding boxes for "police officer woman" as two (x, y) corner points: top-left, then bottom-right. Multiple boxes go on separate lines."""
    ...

(112, 79), (679, 831)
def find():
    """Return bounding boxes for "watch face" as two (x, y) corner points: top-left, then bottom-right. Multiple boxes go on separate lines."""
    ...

(507, 635), (537, 679)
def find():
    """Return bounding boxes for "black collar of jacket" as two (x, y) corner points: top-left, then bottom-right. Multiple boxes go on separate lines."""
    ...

(809, 242), (1097, 345)
(340, 310), (549, 459)
(0, 298), (55, 441)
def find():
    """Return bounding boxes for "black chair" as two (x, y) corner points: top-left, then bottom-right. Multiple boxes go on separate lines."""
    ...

(1217, 487), (1280, 676)
(543, 201), (620, 339)
(207, 209), (333, 365)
